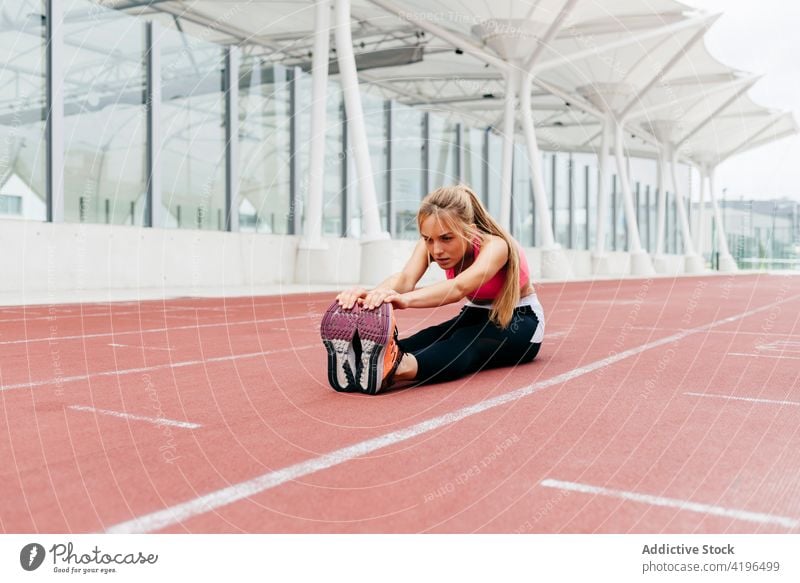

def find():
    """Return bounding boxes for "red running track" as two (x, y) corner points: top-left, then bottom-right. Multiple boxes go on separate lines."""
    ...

(1, 273), (799, 533)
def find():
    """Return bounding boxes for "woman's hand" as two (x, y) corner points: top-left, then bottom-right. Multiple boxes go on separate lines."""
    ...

(336, 287), (367, 310)
(385, 292), (410, 310)
(363, 288), (401, 310)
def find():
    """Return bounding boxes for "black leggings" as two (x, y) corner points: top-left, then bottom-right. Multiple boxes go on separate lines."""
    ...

(397, 305), (541, 386)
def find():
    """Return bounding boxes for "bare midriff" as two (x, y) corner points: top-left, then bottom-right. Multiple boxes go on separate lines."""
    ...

(469, 282), (533, 306)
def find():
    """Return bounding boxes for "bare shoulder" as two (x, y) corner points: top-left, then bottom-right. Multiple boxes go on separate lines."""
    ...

(479, 233), (511, 256)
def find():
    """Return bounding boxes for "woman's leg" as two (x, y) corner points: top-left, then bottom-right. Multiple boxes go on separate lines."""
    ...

(396, 308), (472, 354)
(410, 308), (541, 385)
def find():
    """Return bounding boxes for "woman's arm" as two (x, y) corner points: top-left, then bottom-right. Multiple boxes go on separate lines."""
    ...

(341, 240), (431, 309)
(389, 235), (509, 309)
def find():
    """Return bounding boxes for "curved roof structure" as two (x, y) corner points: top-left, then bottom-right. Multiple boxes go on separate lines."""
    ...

(64, 0), (800, 166)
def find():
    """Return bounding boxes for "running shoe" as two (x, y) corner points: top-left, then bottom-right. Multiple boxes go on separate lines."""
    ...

(320, 300), (361, 392)
(356, 302), (403, 395)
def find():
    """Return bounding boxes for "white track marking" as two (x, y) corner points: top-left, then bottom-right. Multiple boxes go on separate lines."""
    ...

(728, 352), (800, 360)
(540, 478), (798, 529)
(685, 392), (800, 407)
(755, 340), (800, 353)
(0, 344), (318, 392)
(108, 343), (174, 352)
(68, 405), (201, 429)
(0, 315), (311, 346)
(105, 293), (800, 534)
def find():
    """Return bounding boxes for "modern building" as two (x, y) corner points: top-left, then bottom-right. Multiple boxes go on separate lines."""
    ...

(1, 0), (797, 300)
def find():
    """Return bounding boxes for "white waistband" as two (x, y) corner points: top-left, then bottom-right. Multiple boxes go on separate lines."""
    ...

(464, 293), (545, 343)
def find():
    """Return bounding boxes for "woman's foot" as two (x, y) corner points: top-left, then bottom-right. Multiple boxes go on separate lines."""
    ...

(320, 301), (361, 392)
(356, 303), (403, 394)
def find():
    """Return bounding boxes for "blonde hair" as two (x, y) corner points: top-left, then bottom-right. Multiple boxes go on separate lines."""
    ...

(417, 184), (521, 328)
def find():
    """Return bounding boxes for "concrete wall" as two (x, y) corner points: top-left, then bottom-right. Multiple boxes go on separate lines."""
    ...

(2, 219), (694, 299)
(0, 220), (298, 294)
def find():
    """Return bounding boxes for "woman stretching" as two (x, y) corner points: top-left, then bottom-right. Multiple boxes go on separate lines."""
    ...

(320, 184), (544, 394)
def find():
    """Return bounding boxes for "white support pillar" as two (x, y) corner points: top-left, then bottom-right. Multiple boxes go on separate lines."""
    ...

(520, 70), (572, 280)
(334, 0), (390, 285)
(708, 165), (737, 272)
(499, 67), (518, 231)
(592, 116), (612, 274)
(295, 0), (339, 285)
(613, 120), (654, 275)
(301, 0), (330, 249)
(669, 148), (704, 273)
(334, 0), (385, 241)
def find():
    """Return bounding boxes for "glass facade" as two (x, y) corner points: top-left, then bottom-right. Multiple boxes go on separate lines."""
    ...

(63, 0), (147, 226)
(390, 103), (423, 240)
(160, 28), (226, 230)
(0, 0), (47, 221)
(296, 76), (344, 236)
(3, 2), (693, 263)
(587, 163), (598, 250)
(554, 153), (571, 248)
(239, 61), (291, 234)
(462, 127), (485, 195)
(574, 162), (588, 251)
(485, 132), (502, 218)
(427, 114), (457, 189)
(512, 144), (533, 246)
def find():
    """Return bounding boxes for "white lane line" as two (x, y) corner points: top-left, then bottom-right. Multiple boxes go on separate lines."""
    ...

(685, 392), (800, 407)
(105, 293), (800, 534)
(756, 340), (800, 353)
(0, 301), (322, 323)
(68, 405), (201, 429)
(0, 344), (318, 392)
(109, 343), (175, 352)
(728, 352), (800, 360)
(540, 478), (798, 530)
(0, 314), (311, 346)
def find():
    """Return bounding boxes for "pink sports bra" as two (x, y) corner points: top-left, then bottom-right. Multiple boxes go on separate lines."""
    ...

(445, 236), (530, 302)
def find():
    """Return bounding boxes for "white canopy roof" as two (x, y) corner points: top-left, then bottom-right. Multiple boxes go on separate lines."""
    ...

(85, 1), (800, 165)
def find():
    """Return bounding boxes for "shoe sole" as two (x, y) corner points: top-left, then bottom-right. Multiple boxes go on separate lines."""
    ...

(320, 301), (359, 392)
(357, 303), (393, 395)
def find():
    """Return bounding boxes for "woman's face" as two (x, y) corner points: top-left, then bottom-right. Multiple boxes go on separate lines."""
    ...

(419, 214), (471, 270)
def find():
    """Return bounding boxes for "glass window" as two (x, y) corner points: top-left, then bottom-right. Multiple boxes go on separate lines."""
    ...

(587, 164), (597, 250)
(574, 163), (588, 251)
(554, 153), (570, 248)
(390, 103), (423, 240)
(667, 191), (676, 253)
(1, 1), (50, 222)
(605, 174), (618, 251)
(160, 29), (226, 230)
(462, 127), (485, 197)
(512, 143), (533, 246)
(63, 1), (146, 226)
(296, 74), (344, 237)
(614, 176), (627, 251)
(635, 182), (644, 250)
(347, 92), (388, 236)
(676, 195), (684, 254)
(545, 153), (555, 237)
(238, 60), (291, 234)
(428, 114), (457, 189)
(486, 132), (502, 219)
(648, 187), (659, 253)
(0, 194), (23, 216)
